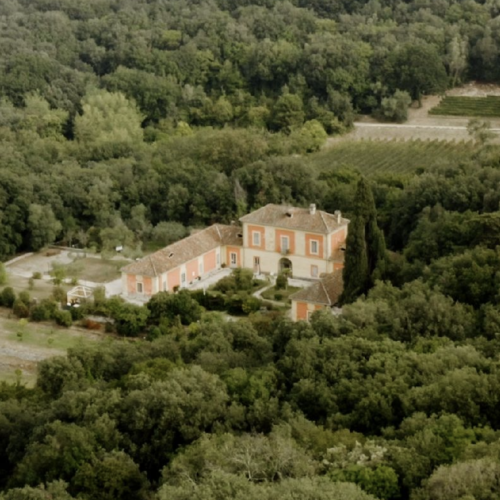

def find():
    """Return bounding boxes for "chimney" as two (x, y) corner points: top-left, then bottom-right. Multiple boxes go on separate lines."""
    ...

(309, 203), (316, 215)
(334, 210), (341, 224)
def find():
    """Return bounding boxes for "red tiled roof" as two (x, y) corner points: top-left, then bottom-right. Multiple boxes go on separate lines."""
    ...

(239, 204), (348, 234)
(122, 224), (242, 277)
(290, 271), (343, 306)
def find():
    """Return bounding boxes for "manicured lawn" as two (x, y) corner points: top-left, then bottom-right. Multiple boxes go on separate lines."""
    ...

(261, 286), (302, 303)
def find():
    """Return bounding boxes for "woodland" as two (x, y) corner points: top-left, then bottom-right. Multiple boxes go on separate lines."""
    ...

(3, 0), (500, 499)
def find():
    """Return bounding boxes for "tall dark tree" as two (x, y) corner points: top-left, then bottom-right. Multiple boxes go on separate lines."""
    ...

(341, 178), (387, 304)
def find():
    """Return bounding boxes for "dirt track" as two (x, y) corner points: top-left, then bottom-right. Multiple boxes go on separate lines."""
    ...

(327, 83), (500, 145)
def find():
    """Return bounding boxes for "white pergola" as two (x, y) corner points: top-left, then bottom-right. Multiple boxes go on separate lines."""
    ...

(66, 285), (93, 306)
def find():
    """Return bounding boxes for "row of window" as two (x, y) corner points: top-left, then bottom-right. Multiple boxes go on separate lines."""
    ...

(252, 232), (319, 255)
(136, 252), (234, 294)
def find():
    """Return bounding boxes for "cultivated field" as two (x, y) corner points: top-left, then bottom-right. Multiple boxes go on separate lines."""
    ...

(429, 96), (500, 117)
(311, 139), (476, 176)
(327, 83), (500, 144)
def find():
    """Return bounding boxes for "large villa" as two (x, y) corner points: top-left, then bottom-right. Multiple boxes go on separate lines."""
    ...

(121, 203), (349, 319)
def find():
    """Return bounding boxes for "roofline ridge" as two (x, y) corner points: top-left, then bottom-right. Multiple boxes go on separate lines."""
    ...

(319, 210), (329, 232)
(214, 223), (222, 240)
(239, 203), (270, 220)
(320, 279), (332, 305)
(149, 255), (158, 277)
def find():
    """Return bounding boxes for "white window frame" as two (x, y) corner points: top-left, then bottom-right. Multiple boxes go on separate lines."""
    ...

(281, 235), (289, 251)
(181, 272), (186, 284)
(230, 252), (237, 266)
(137, 282), (143, 293)
(311, 265), (319, 278)
(310, 239), (319, 255)
(163, 281), (167, 291)
(252, 231), (261, 246)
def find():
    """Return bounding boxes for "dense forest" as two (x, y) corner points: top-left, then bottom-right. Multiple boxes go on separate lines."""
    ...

(2, 0), (500, 257)
(3, 0), (500, 499)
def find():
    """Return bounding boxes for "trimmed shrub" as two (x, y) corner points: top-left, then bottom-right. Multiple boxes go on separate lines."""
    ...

(242, 296), (263, 314)
(18, 291), (30, 305)
(13, 299), (29, 318)
(225, 292), (248, 315)
(52, 286), (67, 304)
(30, 299), (58, 321)
(69, 306), (85, 321)
(0, 287), (16, 308)
(54, 309), (72, 327)
(276, 273), (288, 290)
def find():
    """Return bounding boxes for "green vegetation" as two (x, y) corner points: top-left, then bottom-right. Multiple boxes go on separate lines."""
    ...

(309, 139), (476, 176)
(62, 258), (129, 283)
(0, 0), (499, 259)
(261, 285), (301, 302)
(341, 178), (386, 304)
(430, 96), (500, 117)
(4, 0), (500, 498)
(4, 320), (90, 351)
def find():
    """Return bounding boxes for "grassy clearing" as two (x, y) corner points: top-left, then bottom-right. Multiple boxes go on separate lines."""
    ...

(0, 311), (104, 386)
(73, 257), (129, 283)
(7, 275), (71, 301)
(310, 139), (475, 176)
(0, 370), (36, 386)
(0, 315), (102, 351)
(5, 320), (89, 350)
(429, 96), (500, 117)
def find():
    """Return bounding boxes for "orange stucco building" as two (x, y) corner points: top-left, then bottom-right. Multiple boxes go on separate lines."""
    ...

(121, 204), (349, 301)
(121, 224), (242, 298)
(290, 270), (344, 321)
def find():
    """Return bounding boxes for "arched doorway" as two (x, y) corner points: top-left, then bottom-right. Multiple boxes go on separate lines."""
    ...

(278, 258), (292, 276)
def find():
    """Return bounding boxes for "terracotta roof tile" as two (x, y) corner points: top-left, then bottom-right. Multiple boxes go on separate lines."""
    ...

(239, 204), (348, 234)
(290, 271), (343, 306)
(122, 224), (242, 277)
(331, 248), (346, 262)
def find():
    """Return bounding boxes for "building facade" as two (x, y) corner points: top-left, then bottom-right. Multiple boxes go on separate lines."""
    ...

(121, 224), (243, 298)
(239, 203), (348, 279)
(290, 270), (343, 321)
(121, 204), (349, 299)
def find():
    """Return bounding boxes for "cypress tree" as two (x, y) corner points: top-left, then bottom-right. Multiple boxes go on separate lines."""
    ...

(340, 178), (387, 304)
(340, 215), (369, 303)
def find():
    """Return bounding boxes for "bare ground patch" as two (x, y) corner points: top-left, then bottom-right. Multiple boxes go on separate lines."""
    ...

(74, 257), (129, 283)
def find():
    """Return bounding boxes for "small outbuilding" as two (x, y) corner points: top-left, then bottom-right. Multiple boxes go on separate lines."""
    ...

(290, 271), (343, 321)
(66, 285), (94, 307)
